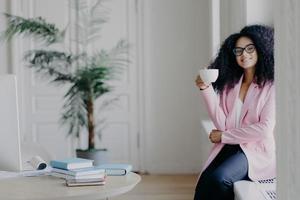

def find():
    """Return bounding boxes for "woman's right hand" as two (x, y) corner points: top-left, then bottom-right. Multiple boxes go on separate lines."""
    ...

(195, 75), (209, 90)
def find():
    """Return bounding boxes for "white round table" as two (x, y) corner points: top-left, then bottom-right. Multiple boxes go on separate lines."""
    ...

(0, 172), (141, 200)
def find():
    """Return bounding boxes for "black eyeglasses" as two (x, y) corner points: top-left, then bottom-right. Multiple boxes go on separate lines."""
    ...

(233, 44), (256, 56)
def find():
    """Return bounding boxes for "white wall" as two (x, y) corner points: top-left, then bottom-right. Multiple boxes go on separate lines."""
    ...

(220, 0), (246, 42)
(246, 0), (273, 25)
(274, 0), (300, 199)
(143, 0), (211, 173)
(210, 0), (220, 58)
(0, 0), (10, 74)
(219, 0), (273, 42)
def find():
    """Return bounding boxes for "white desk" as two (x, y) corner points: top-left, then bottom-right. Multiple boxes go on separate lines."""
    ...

(0, 172), (140, 200)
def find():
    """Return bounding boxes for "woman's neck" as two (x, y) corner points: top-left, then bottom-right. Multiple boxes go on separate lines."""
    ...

(243, 68), (255, 85)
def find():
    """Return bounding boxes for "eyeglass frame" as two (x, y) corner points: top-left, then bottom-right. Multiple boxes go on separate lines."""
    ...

(232, 44), (256, 56)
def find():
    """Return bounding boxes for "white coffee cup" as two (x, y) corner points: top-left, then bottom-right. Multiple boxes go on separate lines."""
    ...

(198, 69), (219, 84)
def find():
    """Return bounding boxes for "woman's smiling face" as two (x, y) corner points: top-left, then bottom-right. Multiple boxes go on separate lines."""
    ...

(234, 36), (258, 70)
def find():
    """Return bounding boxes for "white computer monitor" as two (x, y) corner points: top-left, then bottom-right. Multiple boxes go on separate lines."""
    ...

(0, 75), (22, 171)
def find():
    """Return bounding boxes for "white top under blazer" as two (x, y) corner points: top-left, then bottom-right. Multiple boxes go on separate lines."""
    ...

(234, 99), (243, 128)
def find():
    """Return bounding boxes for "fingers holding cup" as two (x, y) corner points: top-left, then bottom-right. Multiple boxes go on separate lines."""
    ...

(195, 75), (208, 90)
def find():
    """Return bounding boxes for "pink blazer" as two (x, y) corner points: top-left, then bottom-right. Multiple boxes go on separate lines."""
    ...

(200, 75), (275, 181)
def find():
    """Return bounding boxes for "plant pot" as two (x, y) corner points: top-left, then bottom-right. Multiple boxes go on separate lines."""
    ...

(76, 149), (109, 166)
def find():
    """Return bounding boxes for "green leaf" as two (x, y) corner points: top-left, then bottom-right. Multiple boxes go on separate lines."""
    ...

(24, 50), (76, 84)
(3, 13), (63, 45)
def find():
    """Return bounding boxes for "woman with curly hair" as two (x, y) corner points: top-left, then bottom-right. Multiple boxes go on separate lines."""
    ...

(194, 24), (275, 200)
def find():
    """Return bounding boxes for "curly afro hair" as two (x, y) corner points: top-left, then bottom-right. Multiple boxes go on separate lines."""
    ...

(208, 24), (274, 93)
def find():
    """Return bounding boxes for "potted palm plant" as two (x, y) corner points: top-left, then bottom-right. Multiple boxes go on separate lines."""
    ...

(2, 0), (129, 164)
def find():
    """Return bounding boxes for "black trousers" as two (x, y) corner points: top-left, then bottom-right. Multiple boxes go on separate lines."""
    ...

(194, 145), (249, 200)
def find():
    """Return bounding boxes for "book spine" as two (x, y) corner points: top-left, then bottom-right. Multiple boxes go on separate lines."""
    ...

(51, 172), (68, 179)
(52, 168), (106, 176)
(52, 169), (76, 176)
(105, 169), (126, 176)
(50, 161), (68, 170)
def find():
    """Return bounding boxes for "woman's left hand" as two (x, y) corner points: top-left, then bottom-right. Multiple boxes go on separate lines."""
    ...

(209, 130), (222, 143)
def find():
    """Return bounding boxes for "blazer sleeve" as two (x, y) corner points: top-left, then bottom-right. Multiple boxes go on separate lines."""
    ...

(221, 85), (275, 144)
(201, 86), (226, 131)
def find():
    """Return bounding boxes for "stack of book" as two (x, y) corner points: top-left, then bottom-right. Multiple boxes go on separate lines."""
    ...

(50, 158), (106, 186)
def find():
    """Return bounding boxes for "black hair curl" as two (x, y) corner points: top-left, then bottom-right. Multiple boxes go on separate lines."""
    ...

(208, 24), (274, 93)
